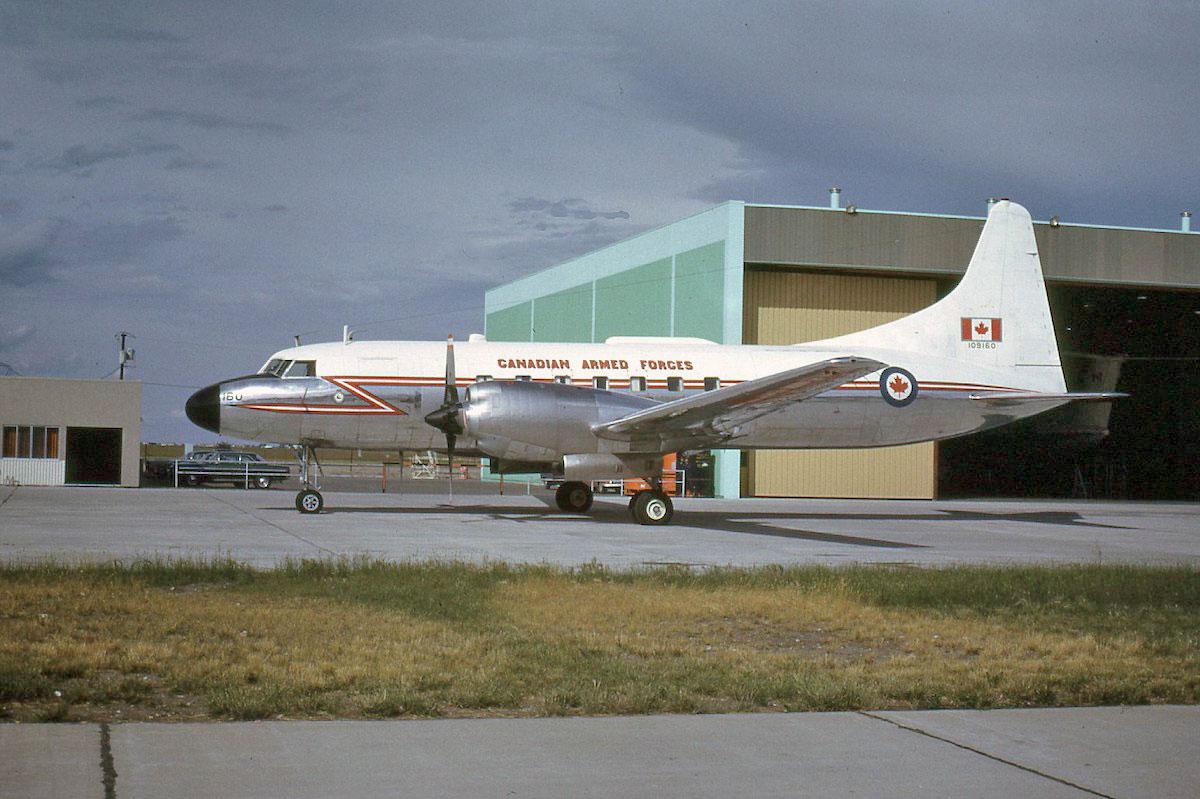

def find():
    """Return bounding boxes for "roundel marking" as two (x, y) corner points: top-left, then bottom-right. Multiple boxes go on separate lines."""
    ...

(879, 367), (918, 407)
(333, 390), (345, 403)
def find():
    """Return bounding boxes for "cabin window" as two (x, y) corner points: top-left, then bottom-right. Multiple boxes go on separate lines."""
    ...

(475, 375), (492, 382)
(630, 376), (647, 392)
(554, 375), (571, 384)
(667, 377), (683, 392)
(516, 375), (532, 381)
(704, 377), (720, 391)
(592, 376), (608, 390)
(284, 360), (316, 378)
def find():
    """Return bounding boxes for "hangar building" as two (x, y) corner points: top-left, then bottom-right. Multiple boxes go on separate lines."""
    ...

(0, 377), (141, 488)
(484, 197), (1200, 501)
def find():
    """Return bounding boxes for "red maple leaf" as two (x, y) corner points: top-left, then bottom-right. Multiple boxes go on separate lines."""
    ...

(974, 321), (989, 336)
(888, 374), (909, 395)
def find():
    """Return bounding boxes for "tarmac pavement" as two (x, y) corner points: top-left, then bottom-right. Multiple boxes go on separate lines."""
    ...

(0, 484), (1197, 568)
(2, 706), (1197, 798)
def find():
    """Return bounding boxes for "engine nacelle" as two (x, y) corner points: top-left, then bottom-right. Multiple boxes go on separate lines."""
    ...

(562, 453), (662, 481)
(463, 380), (655, 461)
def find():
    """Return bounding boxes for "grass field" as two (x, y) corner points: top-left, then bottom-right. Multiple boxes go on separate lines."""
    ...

(2, 559), (1197, 722)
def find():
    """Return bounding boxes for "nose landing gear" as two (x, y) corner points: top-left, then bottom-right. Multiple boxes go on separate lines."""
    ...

(294, 445), (324, 514)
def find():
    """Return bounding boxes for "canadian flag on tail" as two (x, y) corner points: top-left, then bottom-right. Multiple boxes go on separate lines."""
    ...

(961, 317), (1002, 342)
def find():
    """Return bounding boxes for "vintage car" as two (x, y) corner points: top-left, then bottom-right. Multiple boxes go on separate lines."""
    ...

(171, 450), (291, 489)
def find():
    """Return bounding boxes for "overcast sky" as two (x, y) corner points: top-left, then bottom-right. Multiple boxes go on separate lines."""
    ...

(2, 1), (1197, 441)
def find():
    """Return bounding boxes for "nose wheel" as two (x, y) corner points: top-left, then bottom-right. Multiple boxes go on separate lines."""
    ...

(555, 481), (594, 513)
(296, 488), (324, 514)
(629, 489), (673, 525)
(293, 445), (324, 514)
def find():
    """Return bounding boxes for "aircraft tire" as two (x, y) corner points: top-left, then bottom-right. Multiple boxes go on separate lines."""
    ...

(631, 490), (673, 526)
(296, 489), (323, 514)
(555, 481), (594, 513)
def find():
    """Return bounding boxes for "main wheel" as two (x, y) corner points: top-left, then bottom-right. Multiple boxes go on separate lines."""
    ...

(555, 481), (594, 513)
(295, 489), (323, 514)
(630, 490), (673, 525)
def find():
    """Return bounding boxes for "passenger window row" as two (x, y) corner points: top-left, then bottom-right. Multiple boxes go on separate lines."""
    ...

(470, 376), (721, 392)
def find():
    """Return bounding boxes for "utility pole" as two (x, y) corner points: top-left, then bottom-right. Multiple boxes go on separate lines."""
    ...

(116, 332), (135, 380)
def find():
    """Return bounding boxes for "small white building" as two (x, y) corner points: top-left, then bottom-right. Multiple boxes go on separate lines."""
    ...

(0, 377), (141, 487)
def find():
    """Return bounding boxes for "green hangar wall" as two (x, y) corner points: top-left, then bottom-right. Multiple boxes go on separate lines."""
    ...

(484, 202), (746, 498)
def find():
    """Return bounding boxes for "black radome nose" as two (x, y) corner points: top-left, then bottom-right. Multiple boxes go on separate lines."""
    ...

(185, 383), (221, 434)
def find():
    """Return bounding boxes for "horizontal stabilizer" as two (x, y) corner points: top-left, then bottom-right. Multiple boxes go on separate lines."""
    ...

(969, 391), (1128, 407)
(594, 356), (884, 444)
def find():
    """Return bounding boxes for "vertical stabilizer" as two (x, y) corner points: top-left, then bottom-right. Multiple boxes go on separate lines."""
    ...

(819, 200), (1065, 391)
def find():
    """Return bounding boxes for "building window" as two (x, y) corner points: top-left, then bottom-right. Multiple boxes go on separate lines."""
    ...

(592, 376), (608, 390)
(2, 426), (59, 459)
(516, 375), (532, 381)
(667, 377), (683, 392)
(554, 375), (571, 384)
(630, 376), (647, 392)
(704, 377), (721, 391)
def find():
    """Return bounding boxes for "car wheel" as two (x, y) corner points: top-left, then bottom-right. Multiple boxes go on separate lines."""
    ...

(254, 476), (272, 489)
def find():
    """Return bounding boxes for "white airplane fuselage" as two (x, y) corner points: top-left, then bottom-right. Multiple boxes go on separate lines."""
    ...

(201, 335), (1065, 456)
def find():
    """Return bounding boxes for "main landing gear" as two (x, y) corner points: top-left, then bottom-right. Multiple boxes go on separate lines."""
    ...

(629, 488), (673, 525)
(555, 479), (673, 524)
(294, 445), (324, 514)
(555, 481), (594, 513)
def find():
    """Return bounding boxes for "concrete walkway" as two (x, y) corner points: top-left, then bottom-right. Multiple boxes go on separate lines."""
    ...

(2, 486), (1198, 568)
(2, 706), (1197, 798)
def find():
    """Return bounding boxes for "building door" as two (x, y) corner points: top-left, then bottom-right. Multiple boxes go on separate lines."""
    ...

(65, 427), (122, 485)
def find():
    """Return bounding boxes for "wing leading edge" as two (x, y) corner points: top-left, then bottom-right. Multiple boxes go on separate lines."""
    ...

(593, 356), (885, 446)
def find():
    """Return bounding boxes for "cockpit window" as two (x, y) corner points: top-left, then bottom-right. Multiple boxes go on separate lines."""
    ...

(260, 359), (286, 376)
(284, 360), (316, 378)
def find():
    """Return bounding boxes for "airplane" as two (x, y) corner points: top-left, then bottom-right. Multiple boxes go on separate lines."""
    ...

(185, 200), (1123, 524)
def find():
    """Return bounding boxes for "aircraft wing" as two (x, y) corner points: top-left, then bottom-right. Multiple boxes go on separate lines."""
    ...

(593, 356), (885, 445)
(968, 391), (1128, 407)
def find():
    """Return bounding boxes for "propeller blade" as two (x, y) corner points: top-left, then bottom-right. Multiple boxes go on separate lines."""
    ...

(444, 334), (458, 406)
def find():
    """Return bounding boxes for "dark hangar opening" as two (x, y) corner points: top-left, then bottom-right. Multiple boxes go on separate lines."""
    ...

(939, 285), (1200, 500)
(65, 427), (123, 485)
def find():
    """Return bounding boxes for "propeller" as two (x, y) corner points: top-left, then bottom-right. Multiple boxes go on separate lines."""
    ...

(424, 335), (464, 499)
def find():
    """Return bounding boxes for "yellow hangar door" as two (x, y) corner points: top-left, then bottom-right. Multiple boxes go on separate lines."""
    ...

(743, 270), (938, 499)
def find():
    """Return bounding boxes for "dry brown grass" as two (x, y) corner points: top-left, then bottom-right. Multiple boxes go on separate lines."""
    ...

(1, 560), (1196, 722)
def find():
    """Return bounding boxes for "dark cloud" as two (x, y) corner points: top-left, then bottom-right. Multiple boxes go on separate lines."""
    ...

(508, 197), (630, 221)
(163, 155), (220, 171)
(0, 139), (14, 151)
(79, 26), (186, 44)
(0, 231), (58, 287)
(132, 108), (292, 136)
(39, 141), (181, 174)
(264, 204), (288, 213)
(77, 96), (128, 109)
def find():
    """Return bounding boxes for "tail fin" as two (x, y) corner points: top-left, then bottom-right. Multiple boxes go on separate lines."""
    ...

(821, 200), (1065, 392)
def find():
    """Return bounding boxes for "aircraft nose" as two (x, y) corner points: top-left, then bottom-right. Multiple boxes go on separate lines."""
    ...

(185, 383), (221, 434)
